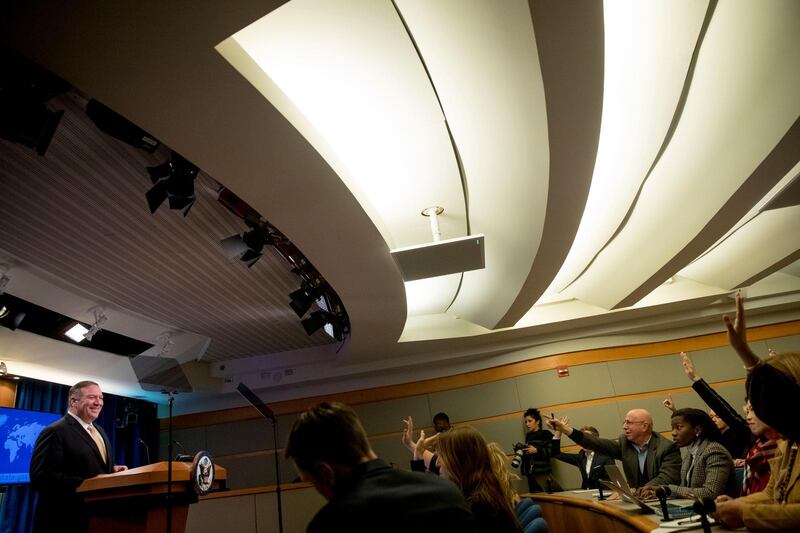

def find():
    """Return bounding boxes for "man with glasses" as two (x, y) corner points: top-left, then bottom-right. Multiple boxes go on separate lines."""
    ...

(547, 409), (680, 493)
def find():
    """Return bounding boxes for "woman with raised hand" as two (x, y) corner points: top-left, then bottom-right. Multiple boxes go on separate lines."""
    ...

(437, 426), (523, 533)
(640, 408), (736, 501)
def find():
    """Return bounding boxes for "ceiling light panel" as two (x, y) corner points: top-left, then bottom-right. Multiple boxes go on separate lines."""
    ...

(565, 1), (800, 309)
(228, 0), (469, 320)
(678, 205), (800, 289)
(394, 0), (549, 328)
(545, 0), (709, 296)
(230, 0), (466, 249)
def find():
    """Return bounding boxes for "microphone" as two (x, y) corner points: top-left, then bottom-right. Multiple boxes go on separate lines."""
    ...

(655, 486), (671, 521)
(137, 437), (150, 465)
(692, 498), (715, 533)
(173, 440), (193, 462)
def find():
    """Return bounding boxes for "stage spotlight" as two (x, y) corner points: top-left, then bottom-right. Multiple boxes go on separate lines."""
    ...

(289, 285), (321, 318)
(301, 310), (348, 341)
(145, 151), (199, 216)
(0, 50), (69, 156)
(86, 99), (160, 153)
(301, 311), (328, 336)
(220, 221), (273, 268)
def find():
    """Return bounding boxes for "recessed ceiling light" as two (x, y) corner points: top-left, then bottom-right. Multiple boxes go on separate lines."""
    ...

(65, 323), (89, 343)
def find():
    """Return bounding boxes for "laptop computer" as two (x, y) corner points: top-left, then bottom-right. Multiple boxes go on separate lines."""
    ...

(602, 465), (695, 519)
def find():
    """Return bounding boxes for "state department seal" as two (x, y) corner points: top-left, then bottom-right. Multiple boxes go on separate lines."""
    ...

(191, 451), (215, 495)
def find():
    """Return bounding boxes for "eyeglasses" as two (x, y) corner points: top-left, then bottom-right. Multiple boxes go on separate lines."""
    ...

(623, 420), (645, 426)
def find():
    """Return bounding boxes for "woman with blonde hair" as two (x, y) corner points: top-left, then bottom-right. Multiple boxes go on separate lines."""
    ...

(487, 441), (521, 506)
(437, 426), (522, 533)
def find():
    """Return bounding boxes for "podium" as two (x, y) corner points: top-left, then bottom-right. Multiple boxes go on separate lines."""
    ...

(77, 461), (227, 533)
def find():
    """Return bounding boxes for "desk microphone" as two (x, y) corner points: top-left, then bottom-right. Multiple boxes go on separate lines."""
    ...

(692, 498), (715, 533)
(173, 440), (193, 462)
(654, 486), (671, 521)
(137, 438), (150, 465)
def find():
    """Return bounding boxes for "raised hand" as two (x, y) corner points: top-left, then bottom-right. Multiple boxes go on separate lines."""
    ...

(545, 414), (573, 436)
(401, 416), (415, 452)
(680, 352), (700, 382)
(723, 291), (759, 368)
(662, 394), (676, 412)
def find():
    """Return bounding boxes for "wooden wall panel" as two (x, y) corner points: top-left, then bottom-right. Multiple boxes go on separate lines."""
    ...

(353, 394), (430, 435)
(547, 402), (623, 439)
(607, 355), (688, 396)
(428, 377), (520, 422)
(0, 380), (16, 407)
(186, 493), (257, 533)
(689, 346), (748, 382)
(157, 426), (207, 461)
(764, 333), (800, 352)
(516, 361), (615, 408)
(255, 487), (325, 533)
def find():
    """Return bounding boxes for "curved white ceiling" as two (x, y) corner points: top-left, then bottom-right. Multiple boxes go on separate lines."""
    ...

(563, 0), (800, 309)
(3, 0), (800, 406)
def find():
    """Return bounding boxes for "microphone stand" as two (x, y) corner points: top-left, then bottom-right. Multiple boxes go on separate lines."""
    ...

(692, 498), (713, 533)
(137, 438), (151, 464)
(655, 486), (671, 521)
(162, 390), (178, 533)
(236, 383), (283, 533)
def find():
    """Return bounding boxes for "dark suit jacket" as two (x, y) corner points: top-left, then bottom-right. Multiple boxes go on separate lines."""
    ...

(308, 459), (479, 533)
(30, 414), (114, 533)
(553, 439), (616, 489)
(569, 430), (681, 488)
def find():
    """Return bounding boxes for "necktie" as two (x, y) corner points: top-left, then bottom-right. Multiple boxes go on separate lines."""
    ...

(87, 425), (107, 463)
(685, 453), (695, 485)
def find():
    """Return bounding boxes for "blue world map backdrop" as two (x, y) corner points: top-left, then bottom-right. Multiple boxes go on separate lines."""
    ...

(0, 407), (59, 484)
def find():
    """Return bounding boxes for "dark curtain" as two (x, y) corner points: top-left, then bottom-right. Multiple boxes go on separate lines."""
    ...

(0, 377), (159, 533)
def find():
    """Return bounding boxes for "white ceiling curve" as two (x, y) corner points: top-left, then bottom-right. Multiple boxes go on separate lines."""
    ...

(2, 0), (800, 409)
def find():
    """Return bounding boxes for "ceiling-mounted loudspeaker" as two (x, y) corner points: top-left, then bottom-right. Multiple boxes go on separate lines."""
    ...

(391, 234), (485, 282)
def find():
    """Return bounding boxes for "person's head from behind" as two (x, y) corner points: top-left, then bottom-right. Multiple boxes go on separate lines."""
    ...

(437, 426), (516, 516)
(486, 441), (520, 505)
(670, 408), (720, 448)
(68, 380), (103, 424)
(523, 408), (541, 432)
(285, 402), (375, 500)
(708, 410), (729, 432)
(764, 351), (800, 384)
(622, 409), (653, 445)
(433, 412), (451, 433)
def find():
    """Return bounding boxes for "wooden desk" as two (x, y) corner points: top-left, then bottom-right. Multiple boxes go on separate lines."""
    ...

(529, 491), (657, 533)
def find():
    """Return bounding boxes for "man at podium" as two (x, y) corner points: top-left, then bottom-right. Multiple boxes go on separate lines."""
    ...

(29, 380), (128, 533)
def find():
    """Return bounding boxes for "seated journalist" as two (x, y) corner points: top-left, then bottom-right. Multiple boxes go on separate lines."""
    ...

(639, 408), (736, 501)
(286, 402), (478, 533)
(546, 409), (681, 494)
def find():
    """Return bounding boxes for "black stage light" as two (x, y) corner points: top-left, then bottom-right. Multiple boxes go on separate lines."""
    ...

(301, 310), (348, 341)
(0, 50), (69, 155)
(289, 285), (321, 318)
(145, 151), (199, 216)
(301, 311), (328, 336)
(220, 222), (272, 268)
(86, 99), (160, 153)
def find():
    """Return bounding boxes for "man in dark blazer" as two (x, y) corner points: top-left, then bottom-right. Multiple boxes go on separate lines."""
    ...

(547, 409), (681, 492)
(285, 402), (478, 533)
(553, 426), (616, 489)
(30, 380), (127, 533)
